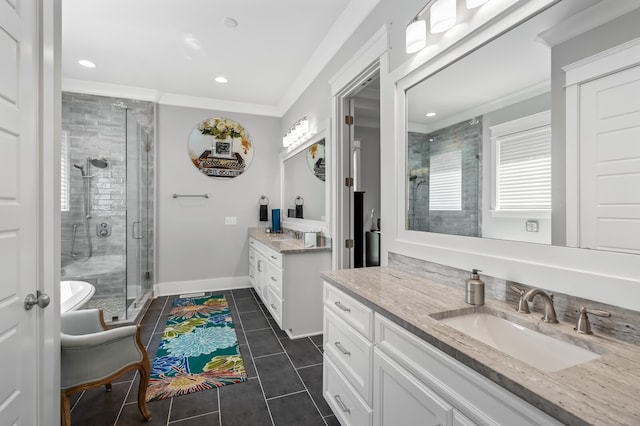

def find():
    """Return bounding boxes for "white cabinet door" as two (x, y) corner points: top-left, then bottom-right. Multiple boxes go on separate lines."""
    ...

(373, 348), (453, 426)
(579, 64), (640, 254)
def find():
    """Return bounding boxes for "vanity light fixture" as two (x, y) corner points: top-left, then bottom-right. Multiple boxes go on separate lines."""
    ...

(466, 0), (489, 8)
(283, 117), (313, 148)
(430, 0), (457, 33)
(78, 60), (96, 68)
(406, 18), (427, 53)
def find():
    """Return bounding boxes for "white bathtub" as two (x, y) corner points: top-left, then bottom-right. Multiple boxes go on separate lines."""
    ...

(60, 280), (95, 313)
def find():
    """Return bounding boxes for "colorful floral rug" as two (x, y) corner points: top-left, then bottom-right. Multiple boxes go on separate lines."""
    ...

(146, 295), (247, 401)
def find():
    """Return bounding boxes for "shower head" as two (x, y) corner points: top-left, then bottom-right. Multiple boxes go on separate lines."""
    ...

(73, 163), (86, 176)
(89, 157), (108, 168)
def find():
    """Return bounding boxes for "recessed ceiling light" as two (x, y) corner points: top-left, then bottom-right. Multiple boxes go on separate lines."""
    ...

(78, 60), (96, 68)
(223, 17), (238, 28)
(215, 76), (228, 84)
(425, 112), (436, 117)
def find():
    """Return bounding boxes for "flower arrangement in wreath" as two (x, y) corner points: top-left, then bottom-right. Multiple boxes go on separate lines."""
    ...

(189, 117), (254, 179)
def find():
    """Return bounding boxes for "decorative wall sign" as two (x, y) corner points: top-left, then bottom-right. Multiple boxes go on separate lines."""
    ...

(307, 139), (325, 181)
(188, 117), (253, 178)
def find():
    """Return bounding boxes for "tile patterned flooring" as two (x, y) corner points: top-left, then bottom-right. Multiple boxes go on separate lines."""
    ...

(68, 288), (340, 425)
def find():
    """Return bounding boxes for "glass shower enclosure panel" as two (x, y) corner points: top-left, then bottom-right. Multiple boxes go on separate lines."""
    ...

(126, 109), (152, 313)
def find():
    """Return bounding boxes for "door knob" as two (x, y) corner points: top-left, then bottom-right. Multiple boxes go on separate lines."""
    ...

(24, 291), (51, 310)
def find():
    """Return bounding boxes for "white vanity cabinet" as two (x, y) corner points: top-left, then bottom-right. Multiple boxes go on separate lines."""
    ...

(323, 281), (562, 426)
(248, 237), (330, 338)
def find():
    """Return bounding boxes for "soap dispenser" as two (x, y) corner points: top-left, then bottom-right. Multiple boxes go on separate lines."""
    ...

(466, 269), (484, 306)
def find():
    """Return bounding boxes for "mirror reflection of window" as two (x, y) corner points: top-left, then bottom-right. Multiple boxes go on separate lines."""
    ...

(429, 150), (462, 211)
(491, 111), (551, 213)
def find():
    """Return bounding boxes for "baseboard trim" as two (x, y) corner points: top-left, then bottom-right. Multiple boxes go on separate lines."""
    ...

(154, 276), (251, 297)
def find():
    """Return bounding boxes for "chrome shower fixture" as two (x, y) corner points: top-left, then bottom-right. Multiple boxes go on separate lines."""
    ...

(73, 163), (86, 176)
(89, 157), (108, 168)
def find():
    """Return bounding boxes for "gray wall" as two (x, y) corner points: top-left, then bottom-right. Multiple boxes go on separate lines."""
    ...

(355, 126), (381, 232)
(156, 104), (281, 285)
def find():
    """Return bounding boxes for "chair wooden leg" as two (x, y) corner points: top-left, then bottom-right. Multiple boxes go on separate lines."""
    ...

(60, 391), (71, 426)
(137, 364), (152, 421)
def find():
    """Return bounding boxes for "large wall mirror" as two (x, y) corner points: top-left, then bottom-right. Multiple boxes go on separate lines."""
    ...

(281, 129), (328, 229)
(404, 0), (639, 255)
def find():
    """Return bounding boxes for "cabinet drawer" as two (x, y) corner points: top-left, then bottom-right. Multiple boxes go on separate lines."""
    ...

(324, 282), (373, 339)
(324, 355), (372, 426)
(249, 247), (257, 269)
(267, 286), (283, 328)
(374, 314), (561, 426)
(324, 308), (373, 405)
(267, 262), (283, 298)
(249, 265), (256, 286)
(266, 249), (283, 268)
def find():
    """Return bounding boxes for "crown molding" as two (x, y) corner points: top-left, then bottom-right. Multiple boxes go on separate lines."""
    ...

(62, 78), (282, 117)
(536, 0), (640, 48)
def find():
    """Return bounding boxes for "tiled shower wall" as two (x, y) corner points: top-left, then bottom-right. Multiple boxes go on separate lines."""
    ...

(407, 117), (482, 237)
(61, 92), (154, 302)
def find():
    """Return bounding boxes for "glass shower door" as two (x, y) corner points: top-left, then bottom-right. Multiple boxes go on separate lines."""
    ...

(126, 110), (151, 313)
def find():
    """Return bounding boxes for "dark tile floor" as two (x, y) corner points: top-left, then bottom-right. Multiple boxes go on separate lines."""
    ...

(68, 288), (340, 425)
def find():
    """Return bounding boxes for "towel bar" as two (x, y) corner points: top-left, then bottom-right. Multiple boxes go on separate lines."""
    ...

(172, 194), (210, 198)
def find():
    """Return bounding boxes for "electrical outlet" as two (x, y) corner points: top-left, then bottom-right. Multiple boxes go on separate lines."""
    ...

(526, 220), (539, 232)
(225, 216), (237, 225)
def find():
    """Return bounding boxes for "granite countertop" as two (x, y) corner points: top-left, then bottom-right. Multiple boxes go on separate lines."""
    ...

(248, 227), (331, 254)
(320, 266), (640, 426)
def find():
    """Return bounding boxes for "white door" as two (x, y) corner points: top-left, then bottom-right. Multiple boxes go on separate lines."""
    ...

(579, 64), (640, 254)
(0, 0), (49, 424)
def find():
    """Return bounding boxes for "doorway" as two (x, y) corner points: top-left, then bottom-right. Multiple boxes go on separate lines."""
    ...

(334, 66), (381, 269)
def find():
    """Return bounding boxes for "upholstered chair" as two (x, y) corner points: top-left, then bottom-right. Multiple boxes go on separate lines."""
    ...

(60, 309), (151, 425)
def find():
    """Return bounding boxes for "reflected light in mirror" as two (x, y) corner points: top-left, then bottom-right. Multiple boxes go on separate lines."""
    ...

(466, 0), (489, 8)
(431, 0), (456, 33)
(406, 19), (427, 53)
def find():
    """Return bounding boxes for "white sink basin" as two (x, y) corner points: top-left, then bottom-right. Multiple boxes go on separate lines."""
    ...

(439, 313), (602, 372)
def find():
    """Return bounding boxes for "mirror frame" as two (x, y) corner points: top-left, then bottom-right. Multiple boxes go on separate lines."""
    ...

(388, 0), (638, 311)
(280, 124), (330, 234)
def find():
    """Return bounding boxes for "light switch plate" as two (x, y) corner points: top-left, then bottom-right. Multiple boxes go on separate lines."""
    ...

(225, 216), (237, 225)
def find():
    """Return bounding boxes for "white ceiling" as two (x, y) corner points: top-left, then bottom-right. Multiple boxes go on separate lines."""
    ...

(62, 0), (376, 116)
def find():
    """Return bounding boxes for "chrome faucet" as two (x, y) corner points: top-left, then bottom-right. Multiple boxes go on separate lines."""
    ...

(523, 288), (558, 323)
(575, 306), (611, 334)
(510, 285), (530, 314)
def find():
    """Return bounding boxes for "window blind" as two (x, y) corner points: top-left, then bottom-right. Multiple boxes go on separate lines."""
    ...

(429, 149), (462, 211)
(496, 125), (551, 210)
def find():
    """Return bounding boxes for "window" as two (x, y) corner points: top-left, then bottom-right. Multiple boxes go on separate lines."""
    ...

(61, 131), (69, 211)
(491, 111), (551, 212)
(429, 149), (462, 211)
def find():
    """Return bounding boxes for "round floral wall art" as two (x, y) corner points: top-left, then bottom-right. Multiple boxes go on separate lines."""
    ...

(188, 117), (254, 179)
